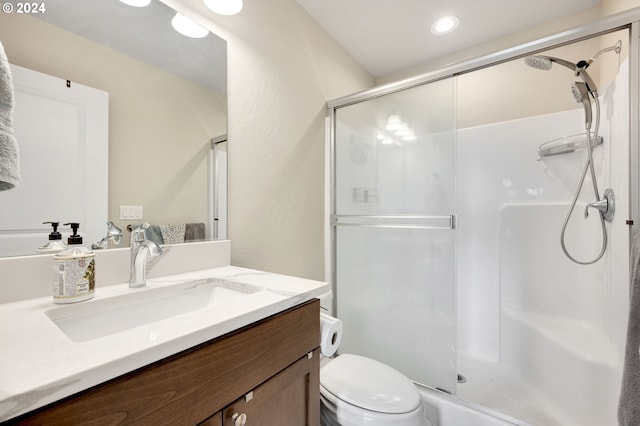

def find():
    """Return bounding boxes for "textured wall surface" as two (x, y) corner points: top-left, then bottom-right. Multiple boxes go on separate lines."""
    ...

(167, 0), (374, 281)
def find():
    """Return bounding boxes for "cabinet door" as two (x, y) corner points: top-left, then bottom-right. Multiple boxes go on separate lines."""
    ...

(222, 349), (320, 426)
(199, 412), (222, 426)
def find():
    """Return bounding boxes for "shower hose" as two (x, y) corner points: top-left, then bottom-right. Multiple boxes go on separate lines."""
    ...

(559, 97), (608, 265)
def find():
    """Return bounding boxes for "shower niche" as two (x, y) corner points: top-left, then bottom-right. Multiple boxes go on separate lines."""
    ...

(330, 28), (630, 426)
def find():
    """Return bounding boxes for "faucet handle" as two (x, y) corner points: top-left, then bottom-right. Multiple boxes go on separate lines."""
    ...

(106, 221), (123, 245)
(131, 222), (151, 243)
(584, 188), (615, 222)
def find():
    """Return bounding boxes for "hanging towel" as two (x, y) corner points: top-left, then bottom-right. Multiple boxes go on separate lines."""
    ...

(0, 41), (19, 191)
(184, 222), (205, 242)
(619, 230), (640, 425)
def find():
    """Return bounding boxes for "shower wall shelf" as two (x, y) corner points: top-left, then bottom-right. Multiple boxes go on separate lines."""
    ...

(538, 133), (603, 158)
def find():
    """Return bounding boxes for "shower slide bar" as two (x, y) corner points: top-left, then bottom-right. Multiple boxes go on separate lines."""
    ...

(331, 214), (456, 230)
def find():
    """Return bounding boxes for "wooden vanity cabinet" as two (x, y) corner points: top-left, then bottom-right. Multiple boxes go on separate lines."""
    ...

(9, 299), (320, 426)
(219, 350), (319, 426)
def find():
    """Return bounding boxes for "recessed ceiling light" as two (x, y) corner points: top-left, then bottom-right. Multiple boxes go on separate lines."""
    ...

(431, 15), (459, 35)
(118, 0), (152, 7)
(171, 13), (209, 38)
(203, 0), (244, 16)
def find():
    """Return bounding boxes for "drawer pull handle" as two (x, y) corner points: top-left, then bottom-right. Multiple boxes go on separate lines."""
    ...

(232, 412), (247, 426)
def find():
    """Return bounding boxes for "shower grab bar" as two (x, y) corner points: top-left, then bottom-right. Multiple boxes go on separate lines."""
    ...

(331, 214), (456, 230)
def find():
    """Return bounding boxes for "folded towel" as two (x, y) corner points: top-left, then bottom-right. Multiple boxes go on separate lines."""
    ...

(159, 223), (185, 245)
(185, 222), (205, 242)
(618, 230), (640, 424)
(0, 41), (19, 191)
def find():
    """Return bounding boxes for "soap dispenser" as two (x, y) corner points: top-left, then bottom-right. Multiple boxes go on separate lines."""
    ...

(52, 223), (96, 304)
(36, 221), (68, 254)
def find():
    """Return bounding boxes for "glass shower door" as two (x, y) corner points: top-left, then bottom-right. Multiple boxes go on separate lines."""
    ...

(332, 77), (457, 393)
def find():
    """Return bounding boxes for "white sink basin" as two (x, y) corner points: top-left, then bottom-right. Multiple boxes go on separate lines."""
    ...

(45, 278), (263, 342)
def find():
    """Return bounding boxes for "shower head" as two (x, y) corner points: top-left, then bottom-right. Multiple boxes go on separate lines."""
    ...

(525, 54), (599, 97)
(524, 55), (576, 72)
(571, 81), (592, 129)
(524, 56), (552, 70)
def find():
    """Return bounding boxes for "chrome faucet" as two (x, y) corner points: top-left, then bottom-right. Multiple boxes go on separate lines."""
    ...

(92, 221), (124, 250)
(129, 223), (164, 288)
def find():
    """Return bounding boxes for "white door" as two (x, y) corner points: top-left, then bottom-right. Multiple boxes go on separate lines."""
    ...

(0, 64), (108, 257)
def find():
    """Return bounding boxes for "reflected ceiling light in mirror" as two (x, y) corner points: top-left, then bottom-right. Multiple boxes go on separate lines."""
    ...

(118, 0), (152, 7)
(203, 0), (244, 15)
(171, 13), (209, 38)
(431, 15), (459, 35)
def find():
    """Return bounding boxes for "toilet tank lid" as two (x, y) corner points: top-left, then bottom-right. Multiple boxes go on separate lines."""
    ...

(320, 354), (421, 414)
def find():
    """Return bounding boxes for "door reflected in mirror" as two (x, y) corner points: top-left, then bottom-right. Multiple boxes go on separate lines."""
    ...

(0, 0), (227, 257)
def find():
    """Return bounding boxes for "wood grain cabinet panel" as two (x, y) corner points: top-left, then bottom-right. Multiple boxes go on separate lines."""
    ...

(8, 300), (320, 426)
(221, 349), (320, 426)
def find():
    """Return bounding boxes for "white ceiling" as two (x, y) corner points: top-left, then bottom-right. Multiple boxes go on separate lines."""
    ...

(33, 0), (227, 93)
(295, 0), (602, 78)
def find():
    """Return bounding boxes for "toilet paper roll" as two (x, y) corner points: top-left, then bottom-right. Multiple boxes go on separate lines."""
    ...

(320, 313), (343, 357)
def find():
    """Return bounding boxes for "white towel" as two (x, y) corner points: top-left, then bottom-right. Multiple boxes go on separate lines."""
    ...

(0, 41), (19, 191)
(619, 230), (640, 424)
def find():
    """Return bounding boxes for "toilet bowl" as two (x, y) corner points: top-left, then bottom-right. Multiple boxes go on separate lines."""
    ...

(319, 354), (431, 426)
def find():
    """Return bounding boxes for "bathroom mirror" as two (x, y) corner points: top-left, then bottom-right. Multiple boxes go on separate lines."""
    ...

(0, 0), (227, 257)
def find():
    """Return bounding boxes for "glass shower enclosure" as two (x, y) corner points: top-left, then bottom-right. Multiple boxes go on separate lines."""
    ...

(329, 26), (632, 426)
(333, 78), (457, 393)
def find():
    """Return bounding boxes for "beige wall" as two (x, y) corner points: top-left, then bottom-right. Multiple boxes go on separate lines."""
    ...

(167, 0), (375, 280)
(603, 0), (640, 14)
(0, 13), (227, 238)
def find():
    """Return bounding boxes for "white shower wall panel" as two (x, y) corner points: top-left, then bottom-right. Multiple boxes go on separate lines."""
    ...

(457, 108), (587, 360)
(456, 62), (629, 362)
(456, 58), (629, 425)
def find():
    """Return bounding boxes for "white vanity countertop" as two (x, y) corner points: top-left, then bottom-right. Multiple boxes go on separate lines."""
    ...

(0, 265), (328, 421)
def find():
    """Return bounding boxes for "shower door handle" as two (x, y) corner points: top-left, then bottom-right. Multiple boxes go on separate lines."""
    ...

(331, 214), (456, 230)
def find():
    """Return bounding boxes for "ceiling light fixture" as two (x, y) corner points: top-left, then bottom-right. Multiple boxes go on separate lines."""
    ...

(431, 15), (459, 35)
(203, 0), (244, 16)
(118, 0), (152, 7)
(171, 13), (209, 38)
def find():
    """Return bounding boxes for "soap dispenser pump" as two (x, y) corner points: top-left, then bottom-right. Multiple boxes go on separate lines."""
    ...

(36, 221), (68, 254)
(52, 222), (96, 304)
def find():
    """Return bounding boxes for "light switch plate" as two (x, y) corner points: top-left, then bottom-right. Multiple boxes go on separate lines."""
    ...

(120, 205), (143, 220)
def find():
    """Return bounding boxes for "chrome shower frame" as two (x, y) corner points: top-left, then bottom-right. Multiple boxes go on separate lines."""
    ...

(326, 6), (640, 424)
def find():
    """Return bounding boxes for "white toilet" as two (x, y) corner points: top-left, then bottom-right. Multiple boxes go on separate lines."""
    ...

(319, 293), (431, 426)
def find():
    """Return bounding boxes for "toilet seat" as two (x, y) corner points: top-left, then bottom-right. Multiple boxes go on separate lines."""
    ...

(320, 354), (421, 414)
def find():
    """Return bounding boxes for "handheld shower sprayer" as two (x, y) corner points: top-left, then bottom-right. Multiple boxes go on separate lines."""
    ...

(571, 81), (592, 129)
(524, 40), (622, 265)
